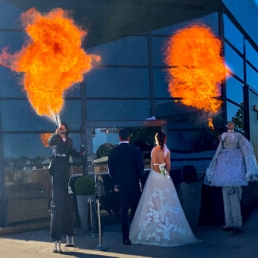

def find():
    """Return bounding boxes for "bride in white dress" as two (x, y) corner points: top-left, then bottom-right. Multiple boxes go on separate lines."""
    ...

(129, 131), (201, 246)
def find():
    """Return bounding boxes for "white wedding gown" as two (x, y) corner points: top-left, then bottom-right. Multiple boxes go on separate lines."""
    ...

(129, 169), (201, 247)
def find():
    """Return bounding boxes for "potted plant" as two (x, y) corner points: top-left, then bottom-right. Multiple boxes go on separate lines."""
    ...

(74, 175), (98, 235)
(74, 175), (96, 196)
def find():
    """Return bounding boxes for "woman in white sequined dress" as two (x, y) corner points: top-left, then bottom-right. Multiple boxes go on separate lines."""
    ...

(204, 121), (258, 232)
(129, 131), (201, 246)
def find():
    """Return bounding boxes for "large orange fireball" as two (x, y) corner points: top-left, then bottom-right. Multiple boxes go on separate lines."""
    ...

(164, 24), (227, 113)
(0, 8), (100, 119)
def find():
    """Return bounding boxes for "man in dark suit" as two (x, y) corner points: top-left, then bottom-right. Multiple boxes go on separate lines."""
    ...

(108, 128), (144, 245)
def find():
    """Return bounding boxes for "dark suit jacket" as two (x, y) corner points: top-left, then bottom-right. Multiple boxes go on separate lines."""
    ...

(108, 143), (144, 192)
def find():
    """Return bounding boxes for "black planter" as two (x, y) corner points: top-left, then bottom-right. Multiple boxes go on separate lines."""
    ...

(76, 195), (98, 235)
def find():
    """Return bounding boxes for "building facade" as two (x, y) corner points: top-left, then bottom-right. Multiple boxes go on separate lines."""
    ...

(0, 0), (258, 228)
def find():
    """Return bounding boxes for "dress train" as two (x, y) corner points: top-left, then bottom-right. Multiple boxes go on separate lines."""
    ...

(129, 170), (201, 247)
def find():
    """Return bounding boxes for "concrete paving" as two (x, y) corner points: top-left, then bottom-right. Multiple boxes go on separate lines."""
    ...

(0, 206), (258, 258)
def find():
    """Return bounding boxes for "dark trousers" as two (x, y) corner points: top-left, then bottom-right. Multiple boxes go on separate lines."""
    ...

(118, 189), (141, 241)
(50, 157), (74, 241)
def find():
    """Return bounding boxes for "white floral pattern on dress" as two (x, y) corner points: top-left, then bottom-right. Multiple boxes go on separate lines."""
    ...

(129, 170), (201, 247)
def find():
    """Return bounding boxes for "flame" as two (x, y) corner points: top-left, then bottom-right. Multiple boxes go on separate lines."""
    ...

(164, 24), (227, 113)
(0, 8), (100, 119)
(208, 118), (214, 130)
(40, 133), (52, 147)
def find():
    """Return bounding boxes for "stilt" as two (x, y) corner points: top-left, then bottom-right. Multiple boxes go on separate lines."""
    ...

(53, 240), (63, 253)
(58, 240), (63, 253)
(65, 235), (75, 247)
(53, 241), (58, 253)
(71, 236), (75, 246)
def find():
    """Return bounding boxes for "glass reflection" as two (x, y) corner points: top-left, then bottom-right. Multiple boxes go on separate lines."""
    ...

(91, 127), (160, 175)
(224, 42), (244, 80)
(226, 76), (243, 104)
(246, 63), (258, 91)
(223, 14), (244, 53)
(227, 101), (244, 134)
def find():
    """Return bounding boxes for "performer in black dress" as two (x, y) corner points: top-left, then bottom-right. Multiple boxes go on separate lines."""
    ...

(48, 122), (81, 253)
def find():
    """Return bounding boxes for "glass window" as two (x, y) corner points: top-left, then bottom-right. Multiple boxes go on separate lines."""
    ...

(92, 128), (119, 154)
(0, 70), (81, 98)
(3, 132), (81, 191)
(226, 102), (244, 133)
(3, 132), (81, 159)
(226, 101), (243, 124)
(59, 100), (82, 130)
(0, 31), (27, 98)
(1, 99), (81, 131)
(245, 40), (258, 68)
(224, 42), (244, 80)
(225, 77), (243, 104)
(86, 100), (150, 120)
(246, 63), (258, 91)
(3, 133), (51, 159)
(0, 1), (22, 29)
(1, 100), (53, 131)
(153, 68), (170, 98)
(0, 67), (25, 97)
(0, 31), (24, 51)
(152, 11), (219, 36)
(85, 68), (150, 98)
(223, 14), (244, 53)
(154, 100), (178, 118)
(152, 37), (168, 67)
(87, 36), (148, 66)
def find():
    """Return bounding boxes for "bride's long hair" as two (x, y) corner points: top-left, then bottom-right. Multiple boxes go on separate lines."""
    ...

(155, 131), (166, 149)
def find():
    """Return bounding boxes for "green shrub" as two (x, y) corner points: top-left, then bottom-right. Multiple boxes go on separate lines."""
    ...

(74, 175), (96, 195)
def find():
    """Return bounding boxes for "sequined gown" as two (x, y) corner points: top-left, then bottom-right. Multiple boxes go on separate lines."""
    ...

(204, 131), (258, 186)
(129, 166), (201, 246)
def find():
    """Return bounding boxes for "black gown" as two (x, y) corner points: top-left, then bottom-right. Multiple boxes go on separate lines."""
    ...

(48, 133), (78, 241)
